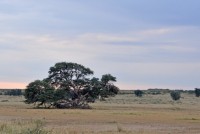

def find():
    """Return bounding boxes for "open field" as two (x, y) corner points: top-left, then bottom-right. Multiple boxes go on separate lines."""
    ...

(0, 93), (200, 134)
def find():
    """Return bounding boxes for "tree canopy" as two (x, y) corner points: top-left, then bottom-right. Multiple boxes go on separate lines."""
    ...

(24, 80), (55, 108)
(24, 62), (119, 108)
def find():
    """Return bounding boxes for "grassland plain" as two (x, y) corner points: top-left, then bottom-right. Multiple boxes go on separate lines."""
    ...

(0, 93), (200, 134)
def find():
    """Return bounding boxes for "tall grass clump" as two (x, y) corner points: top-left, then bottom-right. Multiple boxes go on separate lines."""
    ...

(0, 120), (50, 134)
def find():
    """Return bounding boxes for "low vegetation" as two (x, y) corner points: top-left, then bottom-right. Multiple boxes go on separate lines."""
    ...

(0, 120), (49, 134)
(170, 91), (181, 101)
(134, 90), (143, 97)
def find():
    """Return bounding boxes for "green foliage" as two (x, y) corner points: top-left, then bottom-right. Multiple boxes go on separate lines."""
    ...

(24, 80), (55, 108)
(53, 89), (70, 101)
(48, 62), (93, 91)
(99, 85), (119, 98)
(100, 74), (119, 97)
(195, 88), (200, 97)
(170, 91), (181, 101)
(24, 62), (119, 108)
(101, 74), (116, 85)
(134, 90), (143, 97)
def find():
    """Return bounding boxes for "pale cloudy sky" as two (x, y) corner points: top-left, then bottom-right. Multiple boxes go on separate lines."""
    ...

(0, 0), (200, 90)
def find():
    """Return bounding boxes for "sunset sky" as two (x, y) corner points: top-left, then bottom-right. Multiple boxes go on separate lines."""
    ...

(0, 0), (200, 90)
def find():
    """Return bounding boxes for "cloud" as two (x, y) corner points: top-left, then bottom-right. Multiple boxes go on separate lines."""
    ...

(0, 26), (200, 89)
(1, 0), (200, 90)
(139, 28), (175, 36)
(1, 26), (199, 64)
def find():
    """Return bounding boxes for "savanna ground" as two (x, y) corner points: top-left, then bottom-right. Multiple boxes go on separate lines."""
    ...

(0, 93), (200, 134)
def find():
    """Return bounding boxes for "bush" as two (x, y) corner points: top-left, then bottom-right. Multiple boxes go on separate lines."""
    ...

(195, 88), (200, 97)
(170, 91), (181, 101)
(134, 90), (143, 97)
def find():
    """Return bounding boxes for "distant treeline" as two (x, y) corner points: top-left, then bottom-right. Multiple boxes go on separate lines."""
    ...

(0, 89), (23, 96)
(0, 88), (197, 96)
(119, 88), (195, 95)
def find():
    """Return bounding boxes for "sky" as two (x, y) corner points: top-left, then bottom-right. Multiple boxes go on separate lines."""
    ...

(0, 0), (200, 90)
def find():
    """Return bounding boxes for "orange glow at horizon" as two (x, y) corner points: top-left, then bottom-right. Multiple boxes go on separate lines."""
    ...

(0, 82), (191, 90)
(0, 82), (27, 89)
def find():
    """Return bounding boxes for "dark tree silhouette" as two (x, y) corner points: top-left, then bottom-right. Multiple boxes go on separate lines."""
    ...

(134, 90), (143, 97)
(24, 62), (119, 108)
(170, 91), (181, 101)
(195, 88), (200, 97)
(24, 80), (55, 108)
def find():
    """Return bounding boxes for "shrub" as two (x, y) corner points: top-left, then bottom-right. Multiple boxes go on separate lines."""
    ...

(134, 90), (143, 97)
(195, 88), (200, 97)
(170, 91), (181, 101)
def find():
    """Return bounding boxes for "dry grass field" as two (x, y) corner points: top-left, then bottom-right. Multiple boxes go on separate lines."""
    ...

(0, 93), (200, 134)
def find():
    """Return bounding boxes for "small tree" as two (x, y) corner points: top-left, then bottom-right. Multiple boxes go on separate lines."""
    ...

(170, 91), (181, 101)
(100, 74), (119, 97)
(195, 88), (200, 97)
(134, 90), (143, 97)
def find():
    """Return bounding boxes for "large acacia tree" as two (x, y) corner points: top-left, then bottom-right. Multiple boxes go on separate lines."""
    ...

(24, 62), (119, 109)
